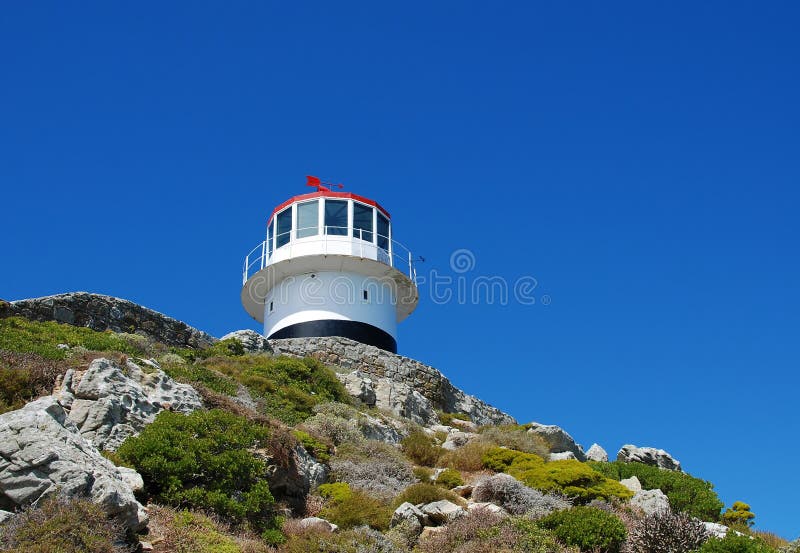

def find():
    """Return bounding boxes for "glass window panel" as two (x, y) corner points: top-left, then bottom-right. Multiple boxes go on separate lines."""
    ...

(377, 213), (390, 250)
(325, 199), (348, 235)
(297, 200), (319, 238)
(276, 208), (292, 248)
(353, 203), (373, 242)
(267, 220), (274, 256)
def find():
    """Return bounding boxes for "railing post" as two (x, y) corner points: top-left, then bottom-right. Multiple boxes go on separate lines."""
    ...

(260, 240), (266, 270)
(408, 251), (412, 279)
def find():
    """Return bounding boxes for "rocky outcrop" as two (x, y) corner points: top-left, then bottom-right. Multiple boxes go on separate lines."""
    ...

(420, 500), (465, 524)
(617, 444), (682, 471)
(391, 502), (428, 534)
(221, 330), (273, 353)
(3, 292), (215, 348)
(527, 422), (586, 461)
(586, 443), (609, 462)
(620, 476), (643, 493)
(631, 489), (670, 514)
(56, 358), (203, 451)
(0, 397), (147, 531)
(270, 336), (515, 426)
(338, 370), (438, 426)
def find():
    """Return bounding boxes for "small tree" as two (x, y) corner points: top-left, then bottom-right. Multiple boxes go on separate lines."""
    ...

(721, 501), (755, 529)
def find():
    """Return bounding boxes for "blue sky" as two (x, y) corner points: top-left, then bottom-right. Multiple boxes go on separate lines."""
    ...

(2, 1), (799, 539)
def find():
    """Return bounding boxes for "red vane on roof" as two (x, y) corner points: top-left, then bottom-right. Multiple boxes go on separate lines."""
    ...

(268, 178), (390, 224)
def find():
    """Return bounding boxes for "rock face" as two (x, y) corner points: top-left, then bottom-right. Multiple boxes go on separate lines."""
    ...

(527, 422), (586, 461)
(0, 397), (147, 531)
(56, 358), (203, 451)
(391, 502), (428, 533)
(420, 500), (465, 524)
(631, 489), (670, 514)
(3, 292), (216, 348)
(299, 516), (338, 533)
(339, 370), (438, 426)
(270, 336), (515, 426)
(586, 443), (609, 462)
(269, 445), (328, 510)
(220, 330), (273, 353)
(617, 444), (682, 471)
(620, 476), (643, 493)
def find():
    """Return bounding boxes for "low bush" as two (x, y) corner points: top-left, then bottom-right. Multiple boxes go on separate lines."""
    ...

(281, 525), (402, 553)
(479, 424), (551, 457)
(413, 466), (435, 482)
(472, 473), (571, 517)
(589, 461), (724, 521)
(484, 448), (632, 503)
(626, 509), (710, 553)
(392, 483), (464, 509)
(438, 411), (471, 426)
(435, 468), (464, 489)
(538, 506), (627, 553)
(401, 430), (443, 467)
(293, 429), (332, 463)
(0, 496), (127, 553)
(698, 533), (777, 553)
(330, 440), (416, 498)
(116, 409), (279, 534)
(319, 488), (391, 530)
(0, 351), (68, 414)
(416, 512), (568, 553)
(146, 504), (274, 552)
(317, 482), (353, 503)
(439, 440), (494, 471)
(161, 361), (238, 395)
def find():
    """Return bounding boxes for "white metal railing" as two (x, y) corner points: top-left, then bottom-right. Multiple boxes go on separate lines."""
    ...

(243, 230), (417, 286)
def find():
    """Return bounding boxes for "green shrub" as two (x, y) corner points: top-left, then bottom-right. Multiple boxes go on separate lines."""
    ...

(435, 468), (464, 489)
(161, 361), (238, 395)
(401, 430), (443, 467)
(319, 488), (391, 530)
(589, 461), (724, 521)
(413, 466), (434, 482)
(0, 496), (125, 553)
(438, 411), (471, 426)
(416, 511), (568, 553)
(282, 525), (402, 553)
(317, 482), (353, 503)
(538, 506), (627, 553)
(484, 447), (631, 503)
(293, 429), (332, 463)
(721, 501), (756, 529)
(698, 533), (777, 553)
(116, 409), (278, 532)
(392, 483), (464, 509)
(0, 316), (143, 359)
(479, 424), (551, 457)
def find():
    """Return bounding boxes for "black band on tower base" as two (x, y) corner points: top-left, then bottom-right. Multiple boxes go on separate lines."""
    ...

(268, 319), (397, 353)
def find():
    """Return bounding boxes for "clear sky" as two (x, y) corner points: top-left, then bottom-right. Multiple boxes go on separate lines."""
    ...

(2, 1), (799, 539)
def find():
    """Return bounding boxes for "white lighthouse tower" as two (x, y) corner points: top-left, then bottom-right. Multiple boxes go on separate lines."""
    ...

(241, 177), (419, 353)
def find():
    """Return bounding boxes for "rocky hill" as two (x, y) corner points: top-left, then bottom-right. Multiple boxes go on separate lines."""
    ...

(0, 292), (795, 553)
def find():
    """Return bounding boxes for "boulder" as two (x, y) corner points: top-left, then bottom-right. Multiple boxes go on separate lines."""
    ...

(467, 501), (507, 516)
(358, 412), (404, 444)
(449, 418), (478, 432)
(0, 510), (13, 524)
(586, 443), (609, 462)
(298, 516), (338, 533)
(420, 500), (465, 524)
(391, 501), (428, 532)
(0, 397), (147, 531)
(549, 451), (577, 461)
(271, 445), (328, 510)
(527, 422), (586, 461)
(631, 489), (669, 514)
(220, 330), (273, 353)
(452, 485), (474, 498)
(337, 370), (438, 426)
(442, 431), (473, 451)
(617, 445), (681, 471)
(703, 522), (729, 538)
(117, 467), (144, 493)
(56, 358), (203, 451)
(620, 476), (643, 493)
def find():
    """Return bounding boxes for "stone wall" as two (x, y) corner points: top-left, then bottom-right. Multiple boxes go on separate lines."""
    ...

(0, 292), (215, 349)
(270, 336), (516, 426)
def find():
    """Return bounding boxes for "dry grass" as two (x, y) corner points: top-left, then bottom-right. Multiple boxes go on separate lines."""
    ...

(439, 440), (494, 472)
(751, 530), (788, 548)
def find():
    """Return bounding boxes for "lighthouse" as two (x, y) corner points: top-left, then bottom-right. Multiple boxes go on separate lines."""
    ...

(241, 177), (419, 353)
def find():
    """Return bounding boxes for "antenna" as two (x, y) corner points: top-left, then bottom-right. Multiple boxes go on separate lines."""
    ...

(306, 175), (344, 192)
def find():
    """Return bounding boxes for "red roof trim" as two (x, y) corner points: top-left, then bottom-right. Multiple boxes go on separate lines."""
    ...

(267, 191), (391, 225)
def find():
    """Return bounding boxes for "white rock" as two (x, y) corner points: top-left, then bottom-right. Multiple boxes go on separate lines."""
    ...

(449, 418), (478, 432)
(549, 451), (577, 461)
(58, 358), (203, 451)
(420, 500), (465, 524)
(467, 501), (507, 516)
(704, 521), (729, 538)
(0, 510), (14, 524)
(586, 443), (609, 462)
(617, 444), (681, 471)
(631, 489), (670, 514)
(299, 516), (338, 533)
(220, 330), (273, 353)
(429, 425), (454, 434)
(117, 467), (144, 493)
(0, 397), (147, 531)
(620, 475), (643, 493)
(391, 501), (428, 531)
(337, 371), (438, 426)
(527, 422), (586, 461)
(442, 431), (473, 451)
